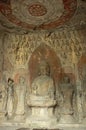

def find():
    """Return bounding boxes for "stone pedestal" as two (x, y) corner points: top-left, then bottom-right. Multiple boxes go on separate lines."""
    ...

(26, 95), (57, 127)
(59, 108), (76, 124)
(14, 114), (25, 122)
(59, 115), (76, 124)
(0, 112), (5, 120)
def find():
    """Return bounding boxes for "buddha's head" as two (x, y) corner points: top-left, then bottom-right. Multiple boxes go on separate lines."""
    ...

(63, 75), (70, 83)
(38, 60), (50, 76)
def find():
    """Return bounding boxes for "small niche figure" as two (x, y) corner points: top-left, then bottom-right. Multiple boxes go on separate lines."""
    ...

(59, 75), (75, 123)
(60, 76), (74, 114)
(6, 78), (14, 119)
(1, 75), (7, 114)
(14, 76), (27, 121)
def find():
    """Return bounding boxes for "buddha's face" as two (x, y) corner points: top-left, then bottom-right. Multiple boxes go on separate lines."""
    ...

(40, 65), (47, 75)
(38, 61), (50, 76)
(64, 76), (70, 83)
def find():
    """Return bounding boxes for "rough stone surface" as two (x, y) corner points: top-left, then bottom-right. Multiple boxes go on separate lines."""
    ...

(0, 2), (86, 128)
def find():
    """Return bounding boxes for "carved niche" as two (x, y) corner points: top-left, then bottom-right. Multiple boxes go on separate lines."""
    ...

(28, 44), (61, 88)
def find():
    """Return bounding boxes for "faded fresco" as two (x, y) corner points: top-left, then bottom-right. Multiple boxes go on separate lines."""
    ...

(0, 0), (77, 31)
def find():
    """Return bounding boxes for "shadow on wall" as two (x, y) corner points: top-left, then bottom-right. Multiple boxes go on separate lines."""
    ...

(0, 0), (10, 4)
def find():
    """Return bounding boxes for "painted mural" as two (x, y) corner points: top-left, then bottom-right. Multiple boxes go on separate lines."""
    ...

(0, 0), (77, 30)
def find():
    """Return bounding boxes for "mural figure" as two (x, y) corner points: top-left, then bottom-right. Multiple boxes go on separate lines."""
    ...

(59, 75), (75, 123)
(15, 76), (27, 120)
(31, 60), (55, 99)
(6, 78), (14, 119)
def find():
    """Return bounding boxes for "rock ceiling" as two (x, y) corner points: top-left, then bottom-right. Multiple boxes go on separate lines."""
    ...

(0, 0), (86, 34)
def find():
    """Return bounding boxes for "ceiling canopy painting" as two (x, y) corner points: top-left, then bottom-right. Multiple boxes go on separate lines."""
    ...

(0, 0), (77, 32)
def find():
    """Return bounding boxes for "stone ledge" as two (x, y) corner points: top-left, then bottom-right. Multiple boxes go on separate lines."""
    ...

(0, 123), (86, 129)
(0, 126), (86, 130)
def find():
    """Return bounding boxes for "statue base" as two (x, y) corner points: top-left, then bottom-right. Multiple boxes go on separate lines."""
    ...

(26, 95), (57, 127)
(82, 117), (86, 124)
(14, 114), (25, 122)
(26, 114), (57, 128)
(0, 112), (5, 121)
(59, 114), (76, 124)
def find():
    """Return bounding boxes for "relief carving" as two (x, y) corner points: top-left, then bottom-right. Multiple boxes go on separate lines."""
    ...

(4, 29), (85, 69)
(26, 60), (57, 127)
(0, 28), (85, 127)
(6, 78), (15, 119)
(31, 61), (55, 99)
(59, 75), (76, 123)
(28, 60), (56, 105)
(0, 76), (7, 117)
(14, 76), (27, 121)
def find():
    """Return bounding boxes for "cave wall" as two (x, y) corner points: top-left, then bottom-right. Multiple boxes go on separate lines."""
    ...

(0, 27), (86, 124)
(1, 28), (86, 81)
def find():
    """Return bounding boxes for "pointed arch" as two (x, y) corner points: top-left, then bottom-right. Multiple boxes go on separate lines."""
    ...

(28, 44), (61, 86)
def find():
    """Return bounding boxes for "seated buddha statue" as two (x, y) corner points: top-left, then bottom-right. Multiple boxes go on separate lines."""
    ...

(26, 61), (57, 126)
(31, 60), (55, 100)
